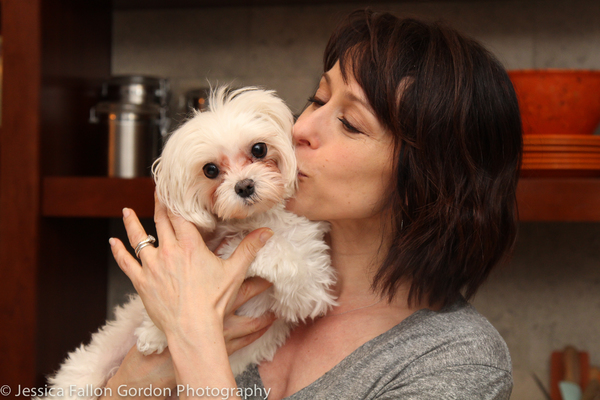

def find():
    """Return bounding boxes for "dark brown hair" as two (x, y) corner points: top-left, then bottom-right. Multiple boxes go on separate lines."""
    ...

(324, 10), (523, 308)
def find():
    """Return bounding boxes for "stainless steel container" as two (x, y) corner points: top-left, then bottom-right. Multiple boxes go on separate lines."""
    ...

(102, 76), (169, 107)
(91, 103), (163, 178)
(91, 76), (169, 178)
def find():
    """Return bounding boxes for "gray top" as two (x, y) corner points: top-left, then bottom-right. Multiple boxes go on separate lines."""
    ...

(236, 298), (512, 399)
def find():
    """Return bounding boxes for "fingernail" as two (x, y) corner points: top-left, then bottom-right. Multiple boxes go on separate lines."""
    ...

(259, 229), (274, 244)
(122, 208), (131, 218)
(108, 238), (116, 247)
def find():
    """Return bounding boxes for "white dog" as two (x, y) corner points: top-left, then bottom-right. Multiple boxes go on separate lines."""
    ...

(39, 87), (336, 400)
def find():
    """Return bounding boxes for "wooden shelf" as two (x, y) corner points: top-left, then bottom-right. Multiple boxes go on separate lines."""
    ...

(516, 177), (600, 221)
(41, 176), (600, 221)
(42, 177), (155, 218)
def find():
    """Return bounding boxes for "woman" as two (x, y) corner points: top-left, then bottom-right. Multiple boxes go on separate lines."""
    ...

(107, 9), (522, 400)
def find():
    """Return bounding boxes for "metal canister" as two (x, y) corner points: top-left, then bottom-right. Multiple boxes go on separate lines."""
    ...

(102, 76), (169, 107)
(90, 76), (169, 178)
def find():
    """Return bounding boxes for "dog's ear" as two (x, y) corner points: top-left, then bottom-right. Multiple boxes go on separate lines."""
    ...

(152, 152), (217, 231)
(222, 87), (294, 139)
(255, 91), (297, 197)
(232, 88), (297, 197)
(277, 139), (298, 198)
(251, 90), (295, 141)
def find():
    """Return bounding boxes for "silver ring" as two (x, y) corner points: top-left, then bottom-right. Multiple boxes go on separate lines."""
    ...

(135, 235), (156, 258)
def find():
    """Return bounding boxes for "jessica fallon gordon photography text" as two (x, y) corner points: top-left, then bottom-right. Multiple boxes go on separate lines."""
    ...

(12, 384), (271, 399)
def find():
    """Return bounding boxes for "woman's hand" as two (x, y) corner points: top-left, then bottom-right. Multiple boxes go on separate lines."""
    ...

(223, 277), (277, 355)
(98, 282), (276, 399)
(109, 193), (274, 341)
(107, 194), (276, 393)
(99, 346), (175, 400)
(99, 269), (275, 400)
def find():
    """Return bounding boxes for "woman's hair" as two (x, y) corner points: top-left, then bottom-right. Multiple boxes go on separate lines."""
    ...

(324, 9), (523, 308)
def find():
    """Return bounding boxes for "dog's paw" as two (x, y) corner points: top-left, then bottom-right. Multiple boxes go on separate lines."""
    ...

(135, 325), (168, 356)
(136, 335), (168, 356)
(137, 338), (168, 356)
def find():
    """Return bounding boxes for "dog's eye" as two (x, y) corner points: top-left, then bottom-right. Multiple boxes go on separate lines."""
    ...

(203, 163), (220, 179)
(251, 143), (267, 159)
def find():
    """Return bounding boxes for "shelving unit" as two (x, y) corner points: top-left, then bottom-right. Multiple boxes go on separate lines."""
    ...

(0, 0), (112, 388)
(1, 0), (600, 390)
(39, 176), (600, 221)
(516, 178), (600, 221)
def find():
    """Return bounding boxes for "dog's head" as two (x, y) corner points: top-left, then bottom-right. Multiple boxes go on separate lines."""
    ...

(153, 87), (296, 231)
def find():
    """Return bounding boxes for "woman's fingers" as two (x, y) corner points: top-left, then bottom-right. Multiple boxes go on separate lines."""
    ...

(123, 208), (150, 249)
(157, 190), (207, 251)
(109, 237), (143, 284)
(154, 191), (176, 247)
(155, 192), (208, 254)
(227, 228), (274, 273)
(213, 237), (230, 255)
(223, 313), (276, 356)
(231, 277), (274, 312)
(122, 208), (157, 263)
(166, 207), (206, 248)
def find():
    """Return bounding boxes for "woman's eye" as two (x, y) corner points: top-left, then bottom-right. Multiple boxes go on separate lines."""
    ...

(307, 96), (325, 107)
(338, 117), (362, 134)
(203, 163), (220, 179)
(251, 143), (268, 159)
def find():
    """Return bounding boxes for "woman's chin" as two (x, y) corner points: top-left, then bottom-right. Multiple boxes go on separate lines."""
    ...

(284, 197), (309, 218)
(284, 197), (298, 213)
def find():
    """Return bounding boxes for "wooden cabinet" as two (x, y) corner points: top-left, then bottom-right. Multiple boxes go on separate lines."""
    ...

(1, 0), (600, 389)
(0, 0), (112, 387)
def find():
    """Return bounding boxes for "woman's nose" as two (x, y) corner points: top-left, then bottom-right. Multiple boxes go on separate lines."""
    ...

(293, 109), (319, 149)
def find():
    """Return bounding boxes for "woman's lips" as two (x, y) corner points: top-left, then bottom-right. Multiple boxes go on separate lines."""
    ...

(298, 171), (308, 179)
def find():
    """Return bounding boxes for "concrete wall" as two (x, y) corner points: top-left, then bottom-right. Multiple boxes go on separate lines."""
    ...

(109, 1), (600, 399)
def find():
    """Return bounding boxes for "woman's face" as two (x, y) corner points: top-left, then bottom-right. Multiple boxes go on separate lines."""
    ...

(286, 62), (395, 223)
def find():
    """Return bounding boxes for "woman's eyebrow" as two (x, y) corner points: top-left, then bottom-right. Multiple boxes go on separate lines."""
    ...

(324, 69), (374, 114)
(345, 91), (371, 112)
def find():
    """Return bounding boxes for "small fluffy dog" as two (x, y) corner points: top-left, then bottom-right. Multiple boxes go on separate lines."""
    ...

(40, 87), (336, 399)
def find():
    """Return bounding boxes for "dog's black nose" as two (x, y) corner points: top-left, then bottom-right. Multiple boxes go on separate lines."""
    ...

(235, 179), (255, 198)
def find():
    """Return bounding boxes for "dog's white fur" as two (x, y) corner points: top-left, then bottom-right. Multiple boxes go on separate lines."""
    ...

(39, 87), (336, 400)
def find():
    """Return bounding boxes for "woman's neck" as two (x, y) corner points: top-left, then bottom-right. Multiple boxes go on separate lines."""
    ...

(324, 215), (435, 315)
(325, 217), (391, 303)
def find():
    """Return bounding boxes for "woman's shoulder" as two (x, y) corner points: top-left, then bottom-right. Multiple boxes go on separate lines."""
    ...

(316, 298), (513, 399)
(389, 297), (512, 373)
(348, 298), (513, 399)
